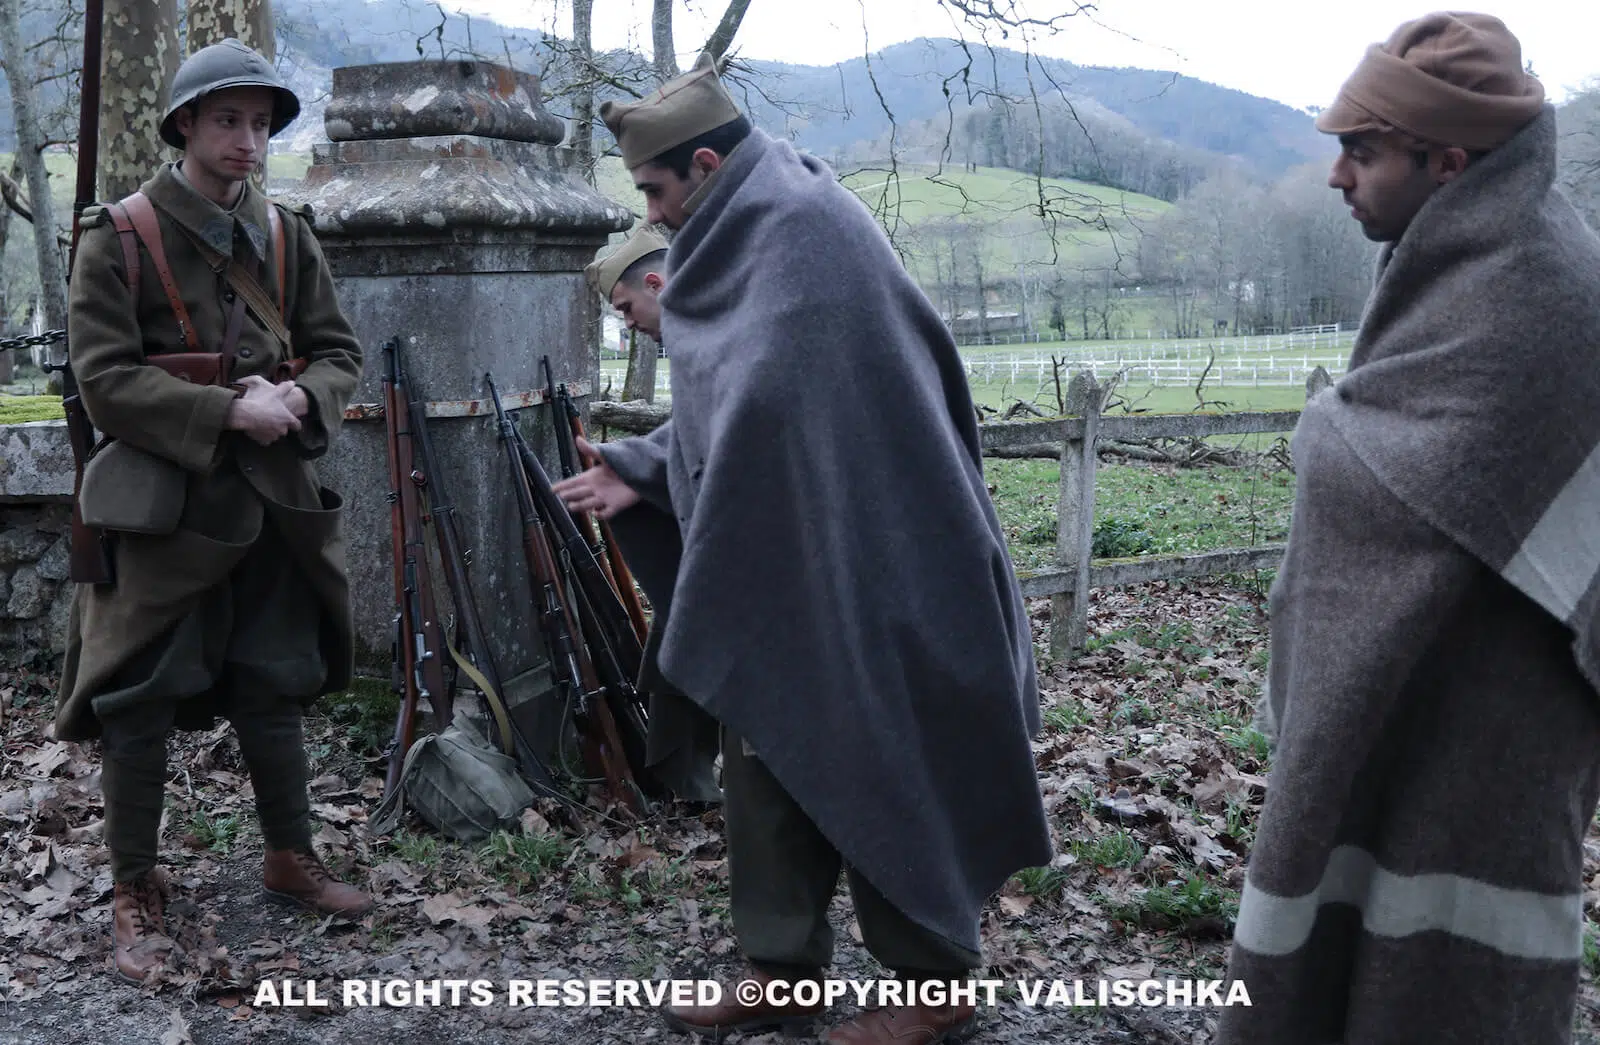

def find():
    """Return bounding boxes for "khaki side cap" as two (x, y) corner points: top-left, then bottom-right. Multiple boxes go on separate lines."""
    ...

(600, 52), (742, 170)
(586, 225), (670, 299)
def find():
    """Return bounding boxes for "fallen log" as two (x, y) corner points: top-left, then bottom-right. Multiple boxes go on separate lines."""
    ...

(589, 399), (672, 435)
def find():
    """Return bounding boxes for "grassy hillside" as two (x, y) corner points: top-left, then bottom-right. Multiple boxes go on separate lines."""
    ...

(593, 156), (1167, 289)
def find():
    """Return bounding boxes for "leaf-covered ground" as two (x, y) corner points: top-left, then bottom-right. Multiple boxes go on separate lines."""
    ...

(4, 461), (1600, 1043)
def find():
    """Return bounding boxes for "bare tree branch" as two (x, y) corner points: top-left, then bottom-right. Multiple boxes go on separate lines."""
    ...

(702, 0), (753, 64)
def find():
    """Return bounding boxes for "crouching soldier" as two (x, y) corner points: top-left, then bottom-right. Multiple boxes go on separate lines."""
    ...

(55, 38), (370, 984)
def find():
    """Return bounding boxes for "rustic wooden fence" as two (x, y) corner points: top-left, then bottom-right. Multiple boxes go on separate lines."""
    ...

(591, 367), (1333, 658)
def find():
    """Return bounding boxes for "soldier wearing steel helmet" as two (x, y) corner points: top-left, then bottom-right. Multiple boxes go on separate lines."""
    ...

(55, 38), (370, 985)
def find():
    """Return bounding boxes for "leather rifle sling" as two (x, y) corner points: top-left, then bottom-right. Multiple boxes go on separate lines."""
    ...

(171, 219), (294, 351)
(110, 193), (203, 353)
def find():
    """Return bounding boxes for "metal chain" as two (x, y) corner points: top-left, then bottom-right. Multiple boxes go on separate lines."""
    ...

(0, 329), (67, 352)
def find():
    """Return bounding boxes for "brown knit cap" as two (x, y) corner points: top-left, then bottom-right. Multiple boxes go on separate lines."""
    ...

(1316, 11), (1545, 151)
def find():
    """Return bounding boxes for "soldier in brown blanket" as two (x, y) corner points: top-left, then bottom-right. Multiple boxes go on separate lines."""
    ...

(56, 39), (370, 985)
(1220, 13), (1600, 1044)
(556, 54), (1052, 1045)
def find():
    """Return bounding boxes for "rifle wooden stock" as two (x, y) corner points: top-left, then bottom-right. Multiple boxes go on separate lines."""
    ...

(512, 431), (655, 796)
(566, 405), (650, 645)
(517, 430), (646, 680)
(407, 373), (555, 791)
(63, 0), (113, 587)
(380, 339), (450, 802)
(487, 373), (643, 815)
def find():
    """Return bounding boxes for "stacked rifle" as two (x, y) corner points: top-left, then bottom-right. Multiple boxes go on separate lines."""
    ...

(379, 338), (655, 816)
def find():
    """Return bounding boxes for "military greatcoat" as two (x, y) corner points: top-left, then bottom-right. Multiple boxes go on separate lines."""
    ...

(54, 164), (363, 742)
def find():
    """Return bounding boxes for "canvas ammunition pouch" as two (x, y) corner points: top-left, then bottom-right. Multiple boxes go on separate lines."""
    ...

(77, 191), (298, 537)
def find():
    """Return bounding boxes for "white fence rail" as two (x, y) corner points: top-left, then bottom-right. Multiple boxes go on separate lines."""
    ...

(965, 355), (1349, 389)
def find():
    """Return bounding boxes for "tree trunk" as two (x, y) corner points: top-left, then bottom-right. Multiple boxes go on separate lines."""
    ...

(187, 0), (274, 58)
(0, 157), (17, 382)
(621, 329), (660, 404)
(101, 0), (180, 202)
(0, 0), (67, 331)
(702, 0), (753, 63)
(571, 0), (594, 179)
(651, 0), (678, 83)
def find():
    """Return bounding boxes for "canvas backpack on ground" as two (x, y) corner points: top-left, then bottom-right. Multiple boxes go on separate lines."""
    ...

(368, 706), (535, 842)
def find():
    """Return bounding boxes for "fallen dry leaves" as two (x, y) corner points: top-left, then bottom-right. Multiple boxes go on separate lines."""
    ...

(3, 579), (1599, 1044)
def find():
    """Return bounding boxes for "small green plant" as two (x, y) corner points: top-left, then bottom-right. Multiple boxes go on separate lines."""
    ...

(1071, 829), (1145, 870)
(1014, 865), (1071, 898)
(392, 830), (443, 868)
(1585, 924), (1600, 979)
(478, 830), (571, 883)
(1106, 872), (1239, 934)
(1113, 697), (1157, 727)
(1222, 726), (1271, 764)
(186, 812), (240, 854)
(1208, 707), (1248, 732)
(1093, 517), (1156, 558)
(1223, 795), (1256, 845)
(316, 676), (401, 755)
(1044, 699), (1090, 731)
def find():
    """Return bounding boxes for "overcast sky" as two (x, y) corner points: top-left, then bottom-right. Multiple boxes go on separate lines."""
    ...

(443, 0), (1599, 112)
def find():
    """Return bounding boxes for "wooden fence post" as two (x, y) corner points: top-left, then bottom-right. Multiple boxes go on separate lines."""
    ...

(1051, 370), (1101, 658)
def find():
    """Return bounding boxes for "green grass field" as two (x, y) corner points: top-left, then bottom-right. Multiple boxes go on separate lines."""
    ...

(988, 456), (1295, 574)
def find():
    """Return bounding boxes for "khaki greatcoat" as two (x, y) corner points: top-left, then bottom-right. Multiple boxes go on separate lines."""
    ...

(53, 164), (364, 742)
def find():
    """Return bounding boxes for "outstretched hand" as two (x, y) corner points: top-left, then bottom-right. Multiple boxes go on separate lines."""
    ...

(552, 437), (642, 520)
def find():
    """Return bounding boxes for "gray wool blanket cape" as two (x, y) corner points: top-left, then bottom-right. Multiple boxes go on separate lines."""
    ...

(1219, 106), (1600, 1045)
(600, 127), (1054, 953)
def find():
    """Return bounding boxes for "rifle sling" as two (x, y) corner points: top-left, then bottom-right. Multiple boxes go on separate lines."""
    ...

(168, 218), (294, 351)
(108, 191), (293, 363)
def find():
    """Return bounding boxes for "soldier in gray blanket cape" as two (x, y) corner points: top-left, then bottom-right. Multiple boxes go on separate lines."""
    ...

(554, 52), (1053, 1045)
(1218, 13), (1600, 1045)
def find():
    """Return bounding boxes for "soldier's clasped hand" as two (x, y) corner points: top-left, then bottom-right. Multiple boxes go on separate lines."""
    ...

(227, 374), (303, 445)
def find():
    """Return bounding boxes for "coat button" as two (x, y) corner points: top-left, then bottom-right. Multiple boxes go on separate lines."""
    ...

(223, 290), (236, 303)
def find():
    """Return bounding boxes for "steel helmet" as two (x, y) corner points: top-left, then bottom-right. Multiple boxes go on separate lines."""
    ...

(159, 38), (300, 149)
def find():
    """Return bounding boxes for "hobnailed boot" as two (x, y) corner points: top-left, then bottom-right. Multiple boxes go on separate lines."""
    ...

(263, 847), (373, 918)
(112, 871), (176, 985)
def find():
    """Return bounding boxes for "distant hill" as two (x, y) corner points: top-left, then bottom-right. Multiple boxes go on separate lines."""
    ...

(731, 39), (1327, 180)
(1, 2), (1324, 197)
(259, 2), (1323, 186)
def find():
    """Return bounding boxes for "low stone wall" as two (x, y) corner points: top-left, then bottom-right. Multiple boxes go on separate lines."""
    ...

(0, 503), (73, 657)
(1, 420), (76, 658)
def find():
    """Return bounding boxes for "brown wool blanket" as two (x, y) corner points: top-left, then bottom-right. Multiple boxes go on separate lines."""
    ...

(1219, 105), (1600, 1044)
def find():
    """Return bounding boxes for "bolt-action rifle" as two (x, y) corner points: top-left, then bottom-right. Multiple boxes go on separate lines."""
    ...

(486, 372), (644, 815)
(404, 349), (555, 792)
(58, 0), (114, 586)
(540, 355), (651, 647)
(380, 338), (450, 802)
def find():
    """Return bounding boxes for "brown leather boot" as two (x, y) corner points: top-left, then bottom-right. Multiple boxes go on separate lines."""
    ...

(111, 871), (176, 985)
(661, 965), (828, 1038)
(263, 847), (373, 918)
(826, 1002), (980, 1044)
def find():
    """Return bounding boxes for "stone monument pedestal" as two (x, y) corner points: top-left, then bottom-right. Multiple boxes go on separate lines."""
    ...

(277, 60), (631, 731)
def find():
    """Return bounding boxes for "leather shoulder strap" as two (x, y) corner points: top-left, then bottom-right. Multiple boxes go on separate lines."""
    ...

(105, 203), (142, 304)
(120, 192), (202, 353)
(266, 202), (285, 318)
